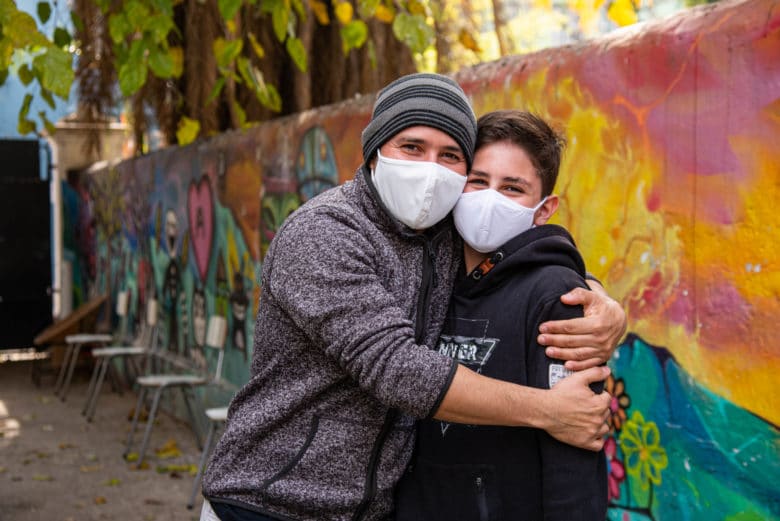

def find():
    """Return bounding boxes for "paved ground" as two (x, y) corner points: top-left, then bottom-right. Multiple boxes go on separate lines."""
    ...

(0, 356), (206, 521)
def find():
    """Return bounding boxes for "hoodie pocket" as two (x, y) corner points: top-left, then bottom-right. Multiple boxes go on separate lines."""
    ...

(260, 415), (409, 514)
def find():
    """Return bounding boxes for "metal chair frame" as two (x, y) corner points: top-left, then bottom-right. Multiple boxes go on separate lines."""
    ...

(123, 315), (228, 466)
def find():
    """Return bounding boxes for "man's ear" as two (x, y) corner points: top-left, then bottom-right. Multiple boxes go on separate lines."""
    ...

(534, 194), (559, 225)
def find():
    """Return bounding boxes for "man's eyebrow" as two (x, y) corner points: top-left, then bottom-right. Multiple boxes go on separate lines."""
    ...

(468, 170), (489, 178)
(395, 137), (463, 155)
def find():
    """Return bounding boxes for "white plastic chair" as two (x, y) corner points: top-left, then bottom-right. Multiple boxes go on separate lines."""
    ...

(124, 315), (228, 466)
(81, 297), (160, 422)
(186, 406), (229, 509)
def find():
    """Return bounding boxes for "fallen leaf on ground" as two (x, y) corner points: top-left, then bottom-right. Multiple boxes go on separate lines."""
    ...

(11, 476), (22, 481)
(0, 466), (5, 473)
(32, 474), (53, 481)
(59, 442), (77, 450)
(37, 395), (52, 404)
(131, 461), (151, 471)
(21, 414), (34, 421)
(41, 424), (54, 432)
(85, 453), (98, 461)
(94, 496), (107, 505)
(36, 452), (51, 459)
(104, 477), (121, 486)
(155, 439), (182, 459)
(124, 452), (139, 462)
(80, 465), (102, 473)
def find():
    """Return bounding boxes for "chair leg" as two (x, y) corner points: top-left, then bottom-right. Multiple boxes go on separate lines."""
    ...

(58, 343), (83, 402)
(136, 387), (164, 466)
(181, 386), (203, 450)
(187, 421), (220, 509)
(86, 357), (112, 422)
(53, 344), (75, 395)
(124, 387), (148, 457)
(82, 357), (103, 416)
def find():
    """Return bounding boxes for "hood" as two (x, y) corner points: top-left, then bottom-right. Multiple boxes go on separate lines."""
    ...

(457, 224), (586, 297)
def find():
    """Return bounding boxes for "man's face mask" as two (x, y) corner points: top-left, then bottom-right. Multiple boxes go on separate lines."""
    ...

(371, 150), (467, 230)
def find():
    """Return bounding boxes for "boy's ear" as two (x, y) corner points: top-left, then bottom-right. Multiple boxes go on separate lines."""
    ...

(533, 194), (559, 226)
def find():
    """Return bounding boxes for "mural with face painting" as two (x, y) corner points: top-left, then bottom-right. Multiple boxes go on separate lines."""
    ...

(229, 270), (249, 359)
(296, 126), (339, 203)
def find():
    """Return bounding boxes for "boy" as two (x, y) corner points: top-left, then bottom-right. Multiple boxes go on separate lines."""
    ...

(395, 110), (608, 521)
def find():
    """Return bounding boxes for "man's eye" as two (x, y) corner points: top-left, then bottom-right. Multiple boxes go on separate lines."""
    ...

(442, 152), (464, 162)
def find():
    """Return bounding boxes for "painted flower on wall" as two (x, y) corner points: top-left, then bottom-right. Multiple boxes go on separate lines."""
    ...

(619, 410), (668, 488)
(605, 375), (631, 432)
(604, 436), (626, 501)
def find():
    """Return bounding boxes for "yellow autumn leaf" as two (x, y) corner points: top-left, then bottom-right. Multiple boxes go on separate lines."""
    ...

(607, 0), (637, 26)
(407, 0), (426, 16)
(226, 19), (236, 34)
(375, 4), (394, 23)
(458, 28), (481, 52)
(169, 46), (183, 77)
(335, 2), (353, 24)
(248, 33), (265, 59)
(311, 0), (330, 24)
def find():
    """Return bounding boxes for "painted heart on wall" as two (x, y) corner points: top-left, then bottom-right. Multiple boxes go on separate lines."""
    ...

(188, 176), (214, 282)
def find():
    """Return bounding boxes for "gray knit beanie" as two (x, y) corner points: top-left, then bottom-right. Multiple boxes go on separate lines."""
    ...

(361, 73), (477, 169)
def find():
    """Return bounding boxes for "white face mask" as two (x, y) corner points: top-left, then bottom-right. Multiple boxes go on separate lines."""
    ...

(454, 189), (547, 253)
(371, 151), (467, 230)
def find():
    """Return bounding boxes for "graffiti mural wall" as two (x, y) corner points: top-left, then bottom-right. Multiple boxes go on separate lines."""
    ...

(68, 0), (778, 518)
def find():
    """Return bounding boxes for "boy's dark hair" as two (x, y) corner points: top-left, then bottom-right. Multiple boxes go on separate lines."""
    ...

(475, 110), (566, 197)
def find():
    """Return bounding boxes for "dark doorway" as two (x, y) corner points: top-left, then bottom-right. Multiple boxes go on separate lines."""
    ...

(0, 139), (52, 348)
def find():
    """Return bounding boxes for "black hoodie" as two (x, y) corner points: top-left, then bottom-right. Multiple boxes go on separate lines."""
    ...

(395, 224), (607, 521)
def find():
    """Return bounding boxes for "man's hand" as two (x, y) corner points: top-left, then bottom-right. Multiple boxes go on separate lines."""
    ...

(538, 280), (627, 371)
(540, 366), (611, 451)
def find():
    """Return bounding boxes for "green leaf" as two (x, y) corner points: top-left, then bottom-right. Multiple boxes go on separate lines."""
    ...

(290, 0), (305, 19)
(213, 37), (242, 70)
(0, 69), (8, 88)
(340, 19), (367, 53)
(5, 10), (49, 48)
(206, 77), (225, 105)
(118, 59), (148, 96)
(233, 101), (246, 126)
(236, 56), (254, 88)
(125, 1), (151, 29)
(40, 88), (55, 109)
(357, 0), (380, 19)
(20, 93), (33, 120)
(392, 12), (433, 55)
(270, 0), (288, 42)
(128, 38), (146, 62)
(256, 82), (281, 112)
(39, 111), (56, 135)
(18, 93), (35, 134)
(176, 116), (200, 145)
(108, 13), (130, 44)
(218, 0), (242, 21)
(37, 2), (51, 24)
(18, 63), (34, 85)
(285, 36), (307, 72)
(53, 27), (71, 48)
(144, 14), (174, 43)
(70, 11), (84, 33)
(148, 46), (173, 78)
(32, 47), (74, 98)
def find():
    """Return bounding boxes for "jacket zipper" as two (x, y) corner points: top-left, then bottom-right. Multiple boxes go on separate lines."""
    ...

(353, 233), (442, 520)
(352, 408), (398, 521)
(476, 476), (489, 521)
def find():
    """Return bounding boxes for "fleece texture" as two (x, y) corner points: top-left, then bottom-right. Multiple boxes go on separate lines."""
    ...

(202, 166), (460, 521)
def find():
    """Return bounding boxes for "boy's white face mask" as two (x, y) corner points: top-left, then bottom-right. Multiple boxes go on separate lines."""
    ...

(371, 151), (467, 230)
(454, 189), (547, 253)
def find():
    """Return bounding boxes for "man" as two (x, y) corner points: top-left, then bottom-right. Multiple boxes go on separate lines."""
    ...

(201, 73), (625, 521)
(396, 110), (607, 520)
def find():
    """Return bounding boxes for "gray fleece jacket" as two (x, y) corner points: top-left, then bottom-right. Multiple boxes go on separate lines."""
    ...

(202, 167), (460, 521)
